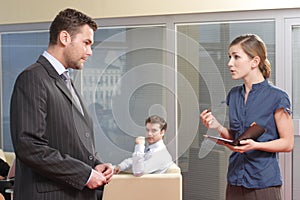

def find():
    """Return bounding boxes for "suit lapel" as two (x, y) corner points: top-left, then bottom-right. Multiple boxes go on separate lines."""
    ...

(37, 56), (93, 127)
(71, 80), (90, 117)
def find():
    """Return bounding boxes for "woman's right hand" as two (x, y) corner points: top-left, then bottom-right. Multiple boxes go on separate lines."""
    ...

(200, 109), (221, 129)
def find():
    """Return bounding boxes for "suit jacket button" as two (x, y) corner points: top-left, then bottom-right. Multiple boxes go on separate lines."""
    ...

(85, 132), (90, 137)
(89, 155), (93, 160)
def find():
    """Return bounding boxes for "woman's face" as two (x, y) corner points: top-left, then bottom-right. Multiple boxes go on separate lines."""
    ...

(227, 44), (254, 80)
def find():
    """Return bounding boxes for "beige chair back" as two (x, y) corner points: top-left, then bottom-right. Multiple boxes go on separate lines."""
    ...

(102, 163), (182, 200)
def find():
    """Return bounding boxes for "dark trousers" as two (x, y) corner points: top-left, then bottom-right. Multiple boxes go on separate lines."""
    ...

(226, 184), (282, 200)
(96, 185), (104, 200)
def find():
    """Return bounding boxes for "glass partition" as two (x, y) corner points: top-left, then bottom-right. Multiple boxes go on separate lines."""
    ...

(292, 24), (300, 200)
(1, 31), (48, 151)
(80, 26), (175, 164)
(176, 20), (275, 200)
(1, 10), (299, 200)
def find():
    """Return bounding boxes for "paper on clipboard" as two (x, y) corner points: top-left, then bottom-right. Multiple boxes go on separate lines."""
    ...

(203, 135), (234, 145)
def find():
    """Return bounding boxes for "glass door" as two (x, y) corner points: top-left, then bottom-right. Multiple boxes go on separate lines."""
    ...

(285, 18), (300, 200)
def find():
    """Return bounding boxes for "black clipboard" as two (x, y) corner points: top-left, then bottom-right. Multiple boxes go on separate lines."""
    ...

(204, 123), (265, 146)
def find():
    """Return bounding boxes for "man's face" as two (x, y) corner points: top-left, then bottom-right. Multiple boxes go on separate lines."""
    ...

(65, 24), (94, 70)
(145, 123), (165, 145)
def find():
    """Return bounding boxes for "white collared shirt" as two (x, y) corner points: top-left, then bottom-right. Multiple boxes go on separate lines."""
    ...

(117, 140), (173, 176)
(42, 51), (67, 75)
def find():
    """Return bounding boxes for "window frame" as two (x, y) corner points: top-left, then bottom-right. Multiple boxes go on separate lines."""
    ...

(1, 8), (300, 199)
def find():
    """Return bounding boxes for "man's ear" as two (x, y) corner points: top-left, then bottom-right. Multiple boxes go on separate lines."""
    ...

(59, 30), (71, 46)
(161, 130), (165, 136)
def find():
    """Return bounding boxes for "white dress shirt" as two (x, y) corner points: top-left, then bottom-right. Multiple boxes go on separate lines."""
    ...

(118, 140), (173, 176)
(42, 51), (66, 76)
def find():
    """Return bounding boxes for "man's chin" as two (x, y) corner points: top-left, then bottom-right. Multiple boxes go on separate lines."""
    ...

(68, 64), (83, 70)
(76, 64), (84, 70)
(73, 64), (83, 70)
(146, 138), (155, 144)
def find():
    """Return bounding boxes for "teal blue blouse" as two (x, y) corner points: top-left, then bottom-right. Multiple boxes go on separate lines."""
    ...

(226, 79), (291, 189)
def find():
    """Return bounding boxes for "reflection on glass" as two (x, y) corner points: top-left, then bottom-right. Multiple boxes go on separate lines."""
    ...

(1, 31), (48, 151)
(177, 20), (275, 200)
(292, 25), (300, 199)
(82, 26), (168, 164)
(292, 26), (300, 119)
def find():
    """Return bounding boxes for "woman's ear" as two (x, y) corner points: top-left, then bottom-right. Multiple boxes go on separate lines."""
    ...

(251, 56), (260, 69)
(160, 130), (165, 136)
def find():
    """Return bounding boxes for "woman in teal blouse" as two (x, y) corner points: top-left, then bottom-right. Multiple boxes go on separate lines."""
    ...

(200, 34), (294, 200)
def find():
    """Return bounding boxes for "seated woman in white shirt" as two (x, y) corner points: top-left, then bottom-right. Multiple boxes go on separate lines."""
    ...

(114, 115), (174, 176)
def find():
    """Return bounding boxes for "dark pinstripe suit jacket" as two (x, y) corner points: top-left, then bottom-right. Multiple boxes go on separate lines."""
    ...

(10, 56), (101, 200)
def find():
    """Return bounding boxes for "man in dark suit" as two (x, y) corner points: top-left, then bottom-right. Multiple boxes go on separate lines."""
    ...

(10, 8), (113, 200)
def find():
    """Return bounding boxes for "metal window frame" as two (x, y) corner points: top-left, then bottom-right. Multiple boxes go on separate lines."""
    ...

(1, 8), (300, 199)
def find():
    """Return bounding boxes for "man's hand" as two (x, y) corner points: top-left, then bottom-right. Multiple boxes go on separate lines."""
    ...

(113, 165), (121, 174)
(135, 136), (145, 145)
(86, 163), (114, 189)
(85, 169), (107, 189)
(95, 163), (114, 183)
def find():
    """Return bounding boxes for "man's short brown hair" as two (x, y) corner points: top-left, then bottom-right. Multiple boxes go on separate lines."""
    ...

(49, 8), (98, 45)
(145, 115), (167, 131)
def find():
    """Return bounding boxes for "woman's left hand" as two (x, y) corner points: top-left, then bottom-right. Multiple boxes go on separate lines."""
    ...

(224, 139), (257, 153)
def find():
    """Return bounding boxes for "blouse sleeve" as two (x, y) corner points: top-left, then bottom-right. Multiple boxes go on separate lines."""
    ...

(275, 91), (292, 115)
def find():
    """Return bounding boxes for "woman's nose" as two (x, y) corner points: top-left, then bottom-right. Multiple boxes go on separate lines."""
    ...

(227, 58), (233, 67)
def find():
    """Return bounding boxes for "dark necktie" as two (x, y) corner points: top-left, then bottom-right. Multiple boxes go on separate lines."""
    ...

(61, 72), (84, 115)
